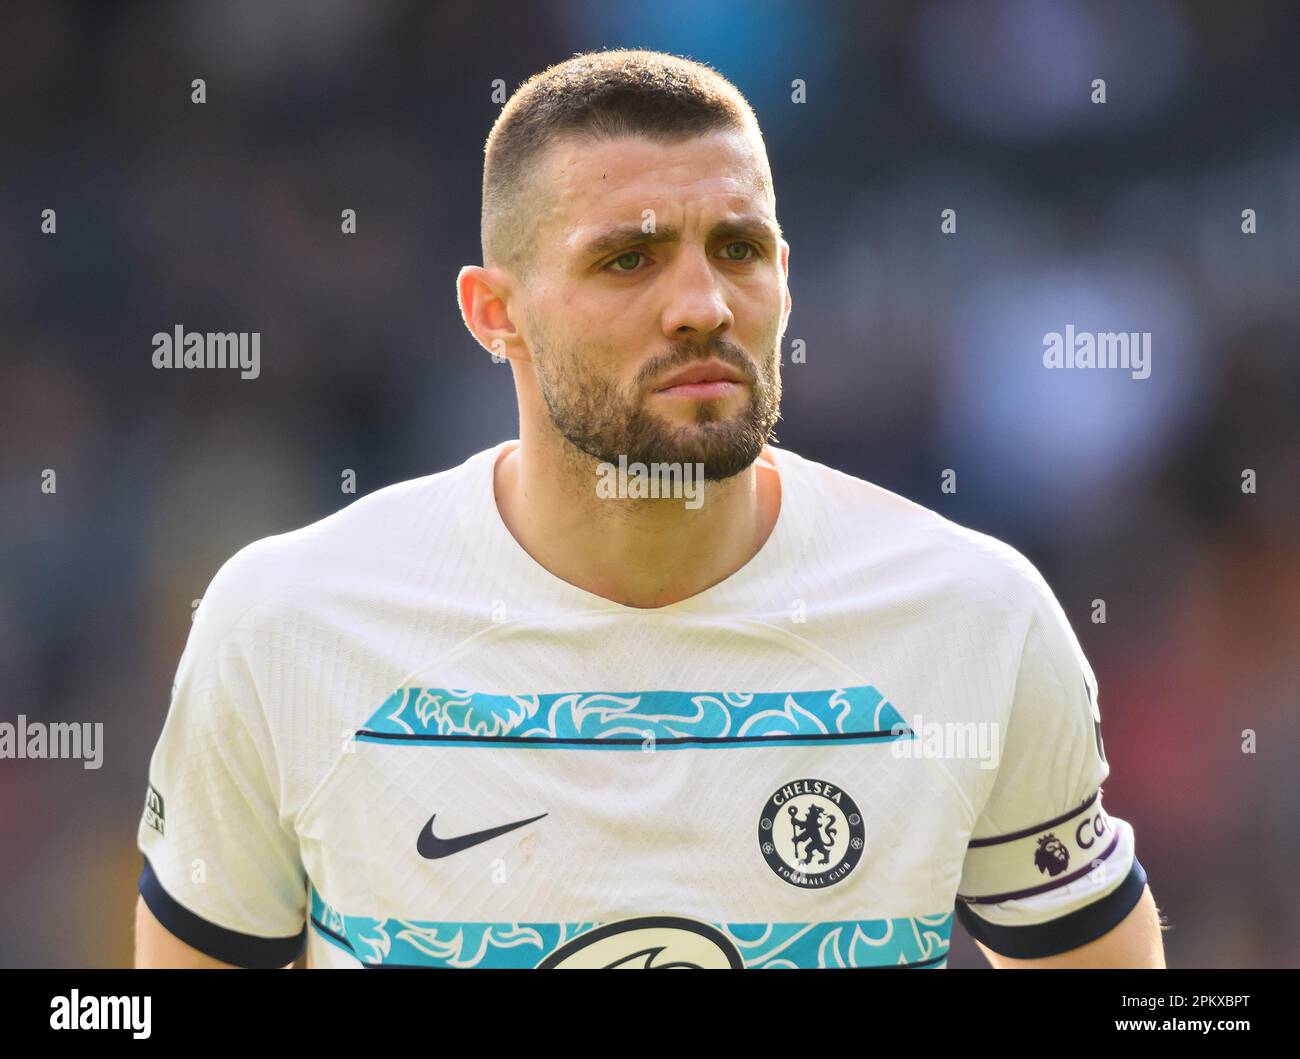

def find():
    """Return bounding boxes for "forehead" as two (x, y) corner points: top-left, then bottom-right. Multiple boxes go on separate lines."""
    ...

(539, 130), (772, 252)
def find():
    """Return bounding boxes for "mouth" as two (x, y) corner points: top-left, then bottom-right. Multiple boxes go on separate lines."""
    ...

(652, 359), (747, 400)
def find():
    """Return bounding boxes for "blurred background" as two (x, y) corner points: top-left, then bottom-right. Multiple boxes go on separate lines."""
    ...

(1, 0), (1297, 968)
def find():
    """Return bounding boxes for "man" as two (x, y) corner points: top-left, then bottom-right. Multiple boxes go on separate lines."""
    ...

(135, 48), (1164, 969)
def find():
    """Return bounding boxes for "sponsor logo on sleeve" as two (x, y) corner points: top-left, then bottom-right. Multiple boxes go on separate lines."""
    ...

(144, 783), (165, 836)
(958, 791), (1126, 904)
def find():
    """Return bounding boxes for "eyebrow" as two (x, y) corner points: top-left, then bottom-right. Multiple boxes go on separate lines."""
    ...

(573, 215), (781, 262)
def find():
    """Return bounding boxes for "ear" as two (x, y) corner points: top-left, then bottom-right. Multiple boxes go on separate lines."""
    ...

(457, 265), (531, 365)
(779, 238), (792, 318)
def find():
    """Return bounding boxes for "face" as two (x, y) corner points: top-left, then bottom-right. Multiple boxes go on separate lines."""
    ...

(517, 129), (790, 481)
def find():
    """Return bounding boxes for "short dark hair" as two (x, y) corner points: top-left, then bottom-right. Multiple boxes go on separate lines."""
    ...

(481, 49), (771, 279)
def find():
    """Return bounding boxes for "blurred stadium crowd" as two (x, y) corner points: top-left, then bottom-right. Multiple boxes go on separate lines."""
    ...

(1, 0), (1296, 966)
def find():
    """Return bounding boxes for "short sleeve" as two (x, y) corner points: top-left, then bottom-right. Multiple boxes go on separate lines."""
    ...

(955, 564), (1147, 959)
(136, 555), (307, 967)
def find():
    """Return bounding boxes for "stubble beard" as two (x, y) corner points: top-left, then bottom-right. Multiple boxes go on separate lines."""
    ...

(531, 329), (782, 482)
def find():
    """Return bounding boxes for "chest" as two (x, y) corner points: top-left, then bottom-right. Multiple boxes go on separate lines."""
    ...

(297, 684), (984, 968)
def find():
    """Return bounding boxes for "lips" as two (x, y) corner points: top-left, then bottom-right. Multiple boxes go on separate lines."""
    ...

(653, 360), (746, 391)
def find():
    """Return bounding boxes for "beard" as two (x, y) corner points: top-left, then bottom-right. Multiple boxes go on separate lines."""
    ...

(530, 326), (782, 483)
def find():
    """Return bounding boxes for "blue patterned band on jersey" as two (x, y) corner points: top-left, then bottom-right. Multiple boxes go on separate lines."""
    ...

(354, 686), (915, 749)
(309, 886), (950, 969)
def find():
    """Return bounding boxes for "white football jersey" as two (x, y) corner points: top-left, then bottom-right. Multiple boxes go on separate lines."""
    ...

(137, 439), (1146, 968)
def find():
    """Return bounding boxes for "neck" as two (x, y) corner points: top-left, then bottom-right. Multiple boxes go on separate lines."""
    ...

(493, 429), (780, 609)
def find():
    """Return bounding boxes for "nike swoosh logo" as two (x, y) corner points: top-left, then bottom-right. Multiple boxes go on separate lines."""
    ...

(416, 811), (548, 859)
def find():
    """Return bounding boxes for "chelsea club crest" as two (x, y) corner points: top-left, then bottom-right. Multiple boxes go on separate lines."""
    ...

(758, 778), (864, 888)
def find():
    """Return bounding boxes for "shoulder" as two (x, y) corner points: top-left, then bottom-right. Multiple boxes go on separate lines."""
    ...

(192, 444), (497, 640)
(774, 445), (1058, 621)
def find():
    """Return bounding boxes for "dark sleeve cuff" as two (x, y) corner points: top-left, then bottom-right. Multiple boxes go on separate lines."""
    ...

(956, 856), (1148, 960)
(139, 855), (306, 968)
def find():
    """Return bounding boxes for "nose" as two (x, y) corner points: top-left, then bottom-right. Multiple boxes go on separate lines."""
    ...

(659, 245), (735, 340)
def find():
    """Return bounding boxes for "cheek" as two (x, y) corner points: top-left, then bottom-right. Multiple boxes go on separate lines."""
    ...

(554, 329), (635, 390)
(731, 273), (783, 322)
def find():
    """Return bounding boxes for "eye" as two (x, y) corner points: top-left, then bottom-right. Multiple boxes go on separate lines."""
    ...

(605, 250), (647, 273)
(720, 241), (758, 262)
